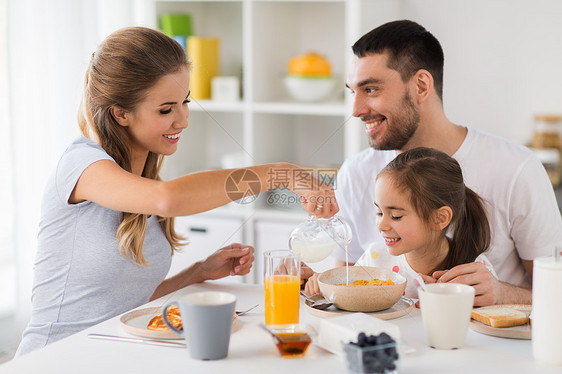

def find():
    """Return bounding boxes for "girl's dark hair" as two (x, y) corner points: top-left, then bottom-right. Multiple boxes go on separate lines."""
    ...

(378, 147), (490, 272)
(352, 20), (444, 101)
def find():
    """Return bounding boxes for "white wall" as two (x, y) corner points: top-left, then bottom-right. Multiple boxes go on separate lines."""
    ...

(6, 0), (139, 351)
(399, 0), (562, 144)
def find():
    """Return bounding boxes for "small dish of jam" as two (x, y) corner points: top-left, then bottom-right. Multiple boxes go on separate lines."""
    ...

(267, 324), (316, 358)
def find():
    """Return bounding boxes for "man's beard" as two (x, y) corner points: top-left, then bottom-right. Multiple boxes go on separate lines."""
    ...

(369, 91), (420, 151)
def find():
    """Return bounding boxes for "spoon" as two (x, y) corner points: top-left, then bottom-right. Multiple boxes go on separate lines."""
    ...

(236, 304), (259, 316)
(259, 324), (287, 344)
(300, 291), (333, 310)
(415, 273), (427, 292)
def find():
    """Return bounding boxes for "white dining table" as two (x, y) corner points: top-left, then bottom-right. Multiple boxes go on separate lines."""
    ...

(1, 280), (560, 374)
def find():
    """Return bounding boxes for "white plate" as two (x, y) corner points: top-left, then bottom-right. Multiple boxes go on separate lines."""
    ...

(120, 307), (239, 340)
(120, 307), (183, 340)
(469, 304), (531, 340)
(304, 296), (414, 320)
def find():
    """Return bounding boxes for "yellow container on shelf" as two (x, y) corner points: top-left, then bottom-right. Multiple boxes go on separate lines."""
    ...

(533, 148), (561, 187)
(187, 37), (220, 100)
(532, 114), (562, 150)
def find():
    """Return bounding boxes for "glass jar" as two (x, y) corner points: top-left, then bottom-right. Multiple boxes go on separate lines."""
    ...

(289, 216), (352, 263)
(532, 114), (562, 150)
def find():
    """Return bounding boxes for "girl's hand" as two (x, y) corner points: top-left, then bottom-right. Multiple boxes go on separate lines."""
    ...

(200, 243), (255, 280)
(414, 273), (438, 308)
(433, 262), (503, 306)
(300, 262), (315, 288)
(418, 273), (438, 285)
(303, 273), (322, 297)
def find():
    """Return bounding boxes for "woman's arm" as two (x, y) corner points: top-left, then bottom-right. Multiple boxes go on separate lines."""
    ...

(71, 160), (338, 217)
(149, 243), (254, 300)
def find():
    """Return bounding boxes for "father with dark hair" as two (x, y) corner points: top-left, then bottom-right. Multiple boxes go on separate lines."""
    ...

(328, 20), (562, 306)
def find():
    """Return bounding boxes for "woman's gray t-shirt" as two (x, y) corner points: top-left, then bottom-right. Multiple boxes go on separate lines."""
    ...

(17, 136), (172, 356)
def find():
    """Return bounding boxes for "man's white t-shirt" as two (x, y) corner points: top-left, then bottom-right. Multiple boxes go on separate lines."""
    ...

(333, 127), (562, 288)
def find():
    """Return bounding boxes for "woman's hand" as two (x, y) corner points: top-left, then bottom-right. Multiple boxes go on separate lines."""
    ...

(299, 183), (339, 218)
(200, 243), (255, 280)
(282, 164), (339, 218)
(150, 243), (254, 300)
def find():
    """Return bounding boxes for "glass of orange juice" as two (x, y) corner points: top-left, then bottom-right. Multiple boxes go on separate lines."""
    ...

(264, 250), (300, 327)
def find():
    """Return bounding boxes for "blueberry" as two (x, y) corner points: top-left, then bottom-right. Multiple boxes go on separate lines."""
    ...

(371, 361), (385, 372)
(377, 332), (394, 345)
(349, 333), (399, 373)
(385, 346), (397, 357)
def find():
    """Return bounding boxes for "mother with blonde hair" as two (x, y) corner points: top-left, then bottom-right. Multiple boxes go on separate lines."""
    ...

(17, 27), (337, 356)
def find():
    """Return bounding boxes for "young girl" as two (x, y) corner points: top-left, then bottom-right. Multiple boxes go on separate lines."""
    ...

(17, 27), (337, 356)
(304, 147), (496, 299)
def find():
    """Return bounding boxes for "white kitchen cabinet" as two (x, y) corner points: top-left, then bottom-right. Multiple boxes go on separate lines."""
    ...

(168, 214), (245, 283)
(134, 0), (394, 283)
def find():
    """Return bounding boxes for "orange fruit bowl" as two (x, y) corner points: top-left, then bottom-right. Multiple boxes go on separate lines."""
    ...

(288, 52), (332, 77)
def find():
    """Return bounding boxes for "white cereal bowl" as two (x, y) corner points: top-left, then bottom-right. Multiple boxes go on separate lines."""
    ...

(284, 76), (336, 102)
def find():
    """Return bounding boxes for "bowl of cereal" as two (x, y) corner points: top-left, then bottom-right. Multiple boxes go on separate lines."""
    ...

(317, 266), (406, 312)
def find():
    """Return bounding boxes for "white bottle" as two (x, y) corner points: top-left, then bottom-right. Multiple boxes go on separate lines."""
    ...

(532, 255), (562, 365)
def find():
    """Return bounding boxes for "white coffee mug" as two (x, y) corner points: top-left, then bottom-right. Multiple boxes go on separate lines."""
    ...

(163, 291), (236, 360)
(418, 283), (475, 349)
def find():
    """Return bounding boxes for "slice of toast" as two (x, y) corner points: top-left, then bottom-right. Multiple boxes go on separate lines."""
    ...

(471, 307), (528, 328)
